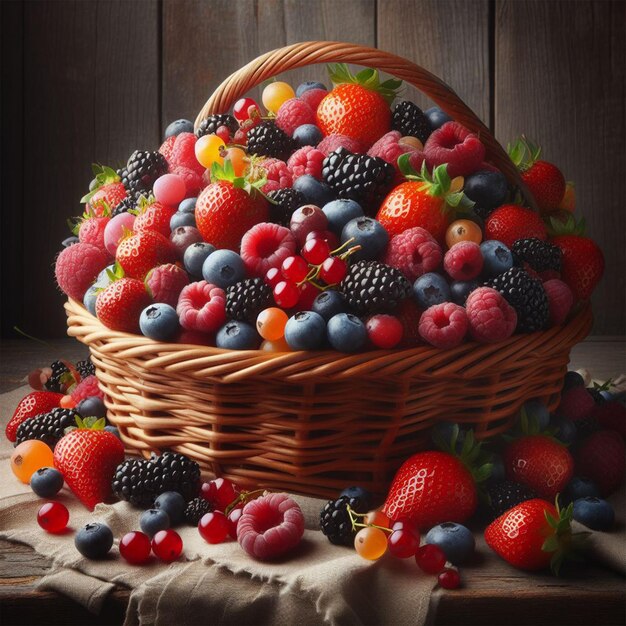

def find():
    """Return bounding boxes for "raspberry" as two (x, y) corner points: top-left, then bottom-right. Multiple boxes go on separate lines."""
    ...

(423, 122), (485, 178)
(159, 135), (177, 163)
(261, 181), (280, 194)
(287, 146), (325, 180)
(240, 222), (297, 278)
(78, 217), (111, 253)
(237, 492), (305, 560)
(172, 165), (204, 197)
(169, 132), (205, 176)
(299, 88), (328, 111)
(146, 263), (190, 307)
(555, 386), (595, 421)
(176, 281), (226, 333)
(396, 299), (424, 346)
(465, 287), (517, 343)
(418, 302), (468, 349)
(275, 98), (315, 136)
(258, 158), (292, 192)
(543, 279), (573, 325)
(367, 131), (414, 172)
(383, 227), (442, 281)
(55, 243), (110, 301)
(317, 133), (364, 156)
(70, 375), (103, 403)
(443, 241), (484, 281)
(215, 125), (231, 143)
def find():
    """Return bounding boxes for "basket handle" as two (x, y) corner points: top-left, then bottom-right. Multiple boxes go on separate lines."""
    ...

(196, 41), (531, 199)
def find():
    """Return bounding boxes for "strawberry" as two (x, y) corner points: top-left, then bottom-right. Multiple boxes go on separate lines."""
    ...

(485, 499), (582, 572)
(558, 181), (575, 212)
(508, 137), (565, 212)
(95, 277), (152, 333)
(115, 230), (177, 279)
(576, 430), (625, 496)
(376, 158), (474, 243)
(195, 162), (269, 251)
(133, 196), (177, 238)
(316, 64), (401, 148)
(6, 391), (64, 442)
(81, 164), (127, 216)
(504, 435), (573, 499)
(53, 417), (124, 510)
(484, 204), (547, 247)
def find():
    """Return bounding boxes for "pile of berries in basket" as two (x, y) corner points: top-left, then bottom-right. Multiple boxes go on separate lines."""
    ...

(55, 64), (604, 351)
(8, 359), (626, 585)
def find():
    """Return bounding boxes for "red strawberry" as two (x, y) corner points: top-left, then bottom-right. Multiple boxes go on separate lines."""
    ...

(551, 234), (604, 301)
(133, 197), (176, 238)
(590, 401), (626, 439)
(82, 165), (128, 216)
(576, 430), (625, 496)
(555, 386), (595, 421)
(95, 277), (152, 333)
(6, 391), (63, 442)
(54, 421), (124, 510)
(115, 230), (177, 279)
(316, 64), (400, 148)
(485, 205), (547, 248)
(504, 435), (573, 499)
(485, 499), (575, 572)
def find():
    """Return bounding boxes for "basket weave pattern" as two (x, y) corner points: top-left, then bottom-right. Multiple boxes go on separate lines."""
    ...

(66, 41), (591, 498)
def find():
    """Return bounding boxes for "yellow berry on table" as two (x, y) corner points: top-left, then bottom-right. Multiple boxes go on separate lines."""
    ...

(354, 526), (388, 560)
(11, 440), (55, 483)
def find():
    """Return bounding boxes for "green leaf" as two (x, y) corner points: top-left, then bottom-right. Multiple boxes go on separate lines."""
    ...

(545, 511), (559, 528)
(355, 67), (376, 83)
(75, 415), (85, 429)
(542, 534), (559, 553)
(473, 463), (493, 483)
(93, 417), (106, 430)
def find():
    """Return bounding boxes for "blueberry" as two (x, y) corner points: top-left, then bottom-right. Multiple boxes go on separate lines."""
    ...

(480, 240), (513, 278)
(293, 124), (323, 147)
(563, 371), (585, 391)
(140, 508), (170, 537)
(293, 174), (335, 206)
(450, 280), (479, 305)
(170, 211), (196, 230)
(424, 106), (453, 130)
(75, 522), (114, 559)
(488, 454), (506, 484)
(522, 399), (550, 431)
(140, 303), (180, 341)
(561, 477), (601, 506)
(164, 119), (194, 138)
(83, 286), (99, 316)
(341, 217), (389, 262)
(202, 249), (246, 289)
(76, 396), (106, 419)
(412, 273), (451, 309)
(599, 390), (615, 402)
(573, 497), (614, 531)
(312, 290), (350, 321)
(104, 425), (120, 439)
(154, 491), (186, 526)
(322, 199), (364, 235)
(296, 81), (327, 97)
(178, 197), (197, 214)
(339, 486), (372, 509)
(30, 467), (64, 498)
(216, 321), (260, 350)
(425, 522), (475, 564)
(464, 170), (508, 209)
(284, 311), (327, 350)
(326, 313), (367, 352)
(552, 417), (577, 445)
(184, 242), (215, 278)
(62, 236), (80, 248)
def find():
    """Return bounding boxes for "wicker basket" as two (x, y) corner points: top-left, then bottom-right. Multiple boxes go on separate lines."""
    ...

(65, 42), (593, 499)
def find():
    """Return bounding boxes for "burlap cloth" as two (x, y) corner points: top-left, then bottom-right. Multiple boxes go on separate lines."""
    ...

(1, 384), (624, 626)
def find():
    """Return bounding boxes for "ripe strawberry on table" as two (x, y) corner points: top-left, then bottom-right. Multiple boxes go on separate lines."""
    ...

(54, 417), (124, 510)
(95, 276), (152, 333)
(316, 64), (401, 148)
(6, 391), (64, 442)
(81, 164), (128, 217)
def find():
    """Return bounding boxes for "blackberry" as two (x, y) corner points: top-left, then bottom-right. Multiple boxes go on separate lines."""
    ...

(512, 238), (561, 272)
(184, 497), (212, 525)
(111, 451), (201, 508)
(487, 267), (549, 332)
(45, 360), (71, 392)
(486, 481), (537, 519)
(319, 496), (369, 546)
(196, 114), (239, 139)
(112, 196), (136, 217)
(322, 148), (394, 213)
(119, 150), (168, 198)
(246, 121), (295, 160)
(340, 260), (412, 315)
(16, 408), (77, 448)
(268, 188), (307, 225)
(391, 101), (431, 144)
(226, 278), (273, 323)
(75, 358), (95, 379)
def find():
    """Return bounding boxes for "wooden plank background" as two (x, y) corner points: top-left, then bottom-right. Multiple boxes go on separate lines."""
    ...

(1, 0), (624, 338)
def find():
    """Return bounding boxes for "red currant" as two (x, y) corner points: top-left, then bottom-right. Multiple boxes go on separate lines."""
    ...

(319, 257), (347, 284)
(438, 568), (461, 589)
(37, 502), (69, 533)
(387, 529), (420, 558)
(391, 518), (420, 539)
(227, 506), (243, 540)
(366, 315), (404, 349)
(281, 256), (309, 282)
(415, 544), (447, 575)
(198, 511), (230, 544)
(273, 281), (299, 308)
(151, 529), (183, 563)
(306, 229), (339, 251)
(265, 267), (282, 288)
(201, 477), (238, 511)
(302, 239), (330, 265)
(119, 531), (152, 565)
(297, 282), (318, 310)
(233, 97), (261, 123)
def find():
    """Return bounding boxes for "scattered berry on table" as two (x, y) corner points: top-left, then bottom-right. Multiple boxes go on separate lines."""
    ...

(15, 408), (77, 448)
(154, 491), (187, 526)
(438, 568), (461, 590)
(216, 320), (261, 350)
(75, 522), (114, 559)
(75, 358), (95, 379)
(31, 467), (64, 498)
(387, 526), (420, 558)
(320, 496), (369, 546)
(120, 531), (152, 565)
(326, 313), (368, 352)
(6, 391), (64, 442)
(198, 511), (230, 544)
(559, 477), (601, 506)
(572, 497), (614, 531)
(419, 302), (469, 349)
(37, 502), (70, 533)
(10, 440), (55, 483)
(415, 544), (447, 574)
(424, 522), (475, 565)
(140, 508), (171, 537)
(339, 486), (372, 510)
(575, 430), (625, 496)
(151, 529), (183, 562)
(354, 526), (388, 560)
(184, 497), (212, 525)
(201, 477), (239, 511)
(465, 287), (517, 344)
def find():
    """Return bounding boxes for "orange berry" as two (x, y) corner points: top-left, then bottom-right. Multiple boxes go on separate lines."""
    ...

(60, 395), (76, 409)
(399, 136), (424, 150)
(364, 509), (391, 528)
(224, 147), (247, 177)
(256, 307), (289, 341)
(260, 337), (291, 352)
(354, 526), (388, 560)
(445, 219), (483, 248)
(10, 440), (54, 483)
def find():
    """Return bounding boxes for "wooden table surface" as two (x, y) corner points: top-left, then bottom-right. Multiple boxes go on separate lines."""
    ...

(1, 337), (624, 626)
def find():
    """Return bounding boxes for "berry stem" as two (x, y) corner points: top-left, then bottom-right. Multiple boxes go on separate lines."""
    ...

(346, 505), (393, 534)
(224, 488), (267, 516)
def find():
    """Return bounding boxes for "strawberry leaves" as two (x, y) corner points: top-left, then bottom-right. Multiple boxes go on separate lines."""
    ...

(326, 63), (402, 104)
(211, 160), (267, 196)
(80, 164), (120, 203)
(508, 135), (542, 171)
(548, 213), (587, 237)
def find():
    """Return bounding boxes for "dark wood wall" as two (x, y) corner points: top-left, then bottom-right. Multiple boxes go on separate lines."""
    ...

(1, 0), (624, 338)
